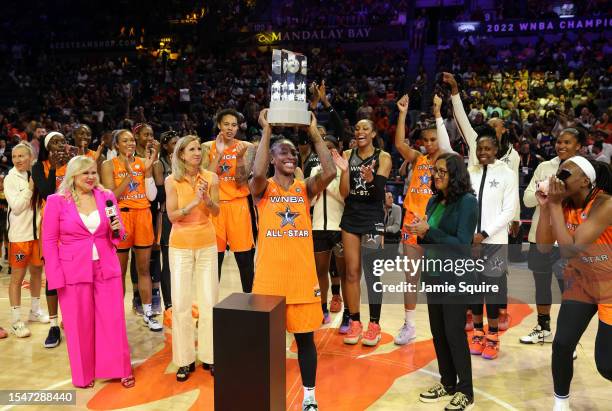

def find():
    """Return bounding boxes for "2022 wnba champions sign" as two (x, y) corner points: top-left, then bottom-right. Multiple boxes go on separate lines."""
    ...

(453, 16), (611, 36)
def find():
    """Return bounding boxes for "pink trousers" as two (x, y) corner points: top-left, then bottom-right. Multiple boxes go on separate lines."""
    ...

(57, 260), (132, 387)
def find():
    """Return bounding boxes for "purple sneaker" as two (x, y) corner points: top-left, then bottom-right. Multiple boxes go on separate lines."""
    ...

(322, 312), (331, 324)
(339, 314), (351, 334)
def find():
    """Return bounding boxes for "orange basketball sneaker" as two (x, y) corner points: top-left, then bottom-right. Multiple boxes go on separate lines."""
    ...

(362, 322), (382, 346)
(469, 330), (485, 355)
(343, 321), (363, 345)
(465, 311), (474, 331)
(163, 308), (173, 328)
(329, 295), (343, 313)
(482, 333), (500, 360)
(498, 309), (511, 331)
(192, 304), (199, 319)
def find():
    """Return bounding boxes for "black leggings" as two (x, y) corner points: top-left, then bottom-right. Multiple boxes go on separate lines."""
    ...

(160, 245), (172, 309)
(470, 304), (501, 320)
(470, 272), (507, 319)
(362, 245), (386, 322)
(534, 271), (565, 305)
(218, 249), (254, 293)
(528, 243), (563, 305)
(552, 301), (612, 396)
(294, 332), (317, 387)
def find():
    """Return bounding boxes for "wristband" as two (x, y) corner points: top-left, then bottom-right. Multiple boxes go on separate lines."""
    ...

(480, 231), (489, 238)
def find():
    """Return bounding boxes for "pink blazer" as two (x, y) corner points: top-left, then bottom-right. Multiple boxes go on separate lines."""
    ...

(42, 188), (125, 290)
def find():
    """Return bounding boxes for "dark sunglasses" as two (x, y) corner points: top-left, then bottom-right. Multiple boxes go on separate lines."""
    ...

(556, 169), (572, 181)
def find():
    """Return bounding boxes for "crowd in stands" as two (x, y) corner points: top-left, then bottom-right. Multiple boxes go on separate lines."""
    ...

(1, 31), (610, 186)
(275, 0), (409, 29)
(436, 34), (611, 169)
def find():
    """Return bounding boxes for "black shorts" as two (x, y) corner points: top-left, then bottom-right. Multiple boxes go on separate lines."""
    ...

(313, 231), (342, 253)
(528, 242), (561, 273)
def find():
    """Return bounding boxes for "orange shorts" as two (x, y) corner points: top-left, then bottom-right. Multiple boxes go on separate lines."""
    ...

(212, 197), (254, 252)
(599, 304), (612, 326)
(287, 302), (323, 334)
(401, 210), (419, 245)
(117, 208), (154, 250)
(9, 240), (42, 269)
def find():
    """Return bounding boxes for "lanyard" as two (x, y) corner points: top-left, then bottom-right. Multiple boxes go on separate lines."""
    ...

(521, 154), (530, 167)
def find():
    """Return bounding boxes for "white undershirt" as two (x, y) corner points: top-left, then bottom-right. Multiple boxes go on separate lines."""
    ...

(79, 211), (101, 260)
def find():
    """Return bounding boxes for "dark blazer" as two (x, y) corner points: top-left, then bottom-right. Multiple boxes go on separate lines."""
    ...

(419, 192), (478, 245)
(418, 192), (478, 297)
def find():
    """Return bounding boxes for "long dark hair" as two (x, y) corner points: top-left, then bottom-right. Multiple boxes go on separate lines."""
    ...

(159, 130), (179, 161)
(592, 160), (612, 194)
(432, 152), (474, 204)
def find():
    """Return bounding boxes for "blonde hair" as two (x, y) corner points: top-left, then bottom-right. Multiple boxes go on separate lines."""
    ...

(11, 142), (35, 159)
(172, 135), (204, 181)
(58, 156), (104, 206)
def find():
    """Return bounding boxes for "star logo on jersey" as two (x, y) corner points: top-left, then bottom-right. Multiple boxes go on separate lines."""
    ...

(14, 251), (25, 262)
(355, 176), (367, 191)
(128, 180), (140, 192)
(276, 206), (299, 228)
(419, 174), (431, 187)
(219, 162), (231, 174)
(489, 179), (499, 188)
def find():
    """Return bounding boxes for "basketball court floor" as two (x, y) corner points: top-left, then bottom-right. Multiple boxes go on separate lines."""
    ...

(0, 253), (608, 410)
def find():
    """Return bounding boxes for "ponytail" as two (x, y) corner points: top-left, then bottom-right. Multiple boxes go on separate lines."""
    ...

(592, 160), (612, 194)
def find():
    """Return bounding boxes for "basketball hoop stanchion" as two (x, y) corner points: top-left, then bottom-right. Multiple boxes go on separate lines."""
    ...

(213, 293), (286, 411)
(268, 49), (309, 126)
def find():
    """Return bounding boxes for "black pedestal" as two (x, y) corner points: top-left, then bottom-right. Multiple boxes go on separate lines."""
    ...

(213, 293), (286, 411)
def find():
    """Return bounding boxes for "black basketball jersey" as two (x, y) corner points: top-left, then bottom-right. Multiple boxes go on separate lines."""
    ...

(340, 148), (385, 234)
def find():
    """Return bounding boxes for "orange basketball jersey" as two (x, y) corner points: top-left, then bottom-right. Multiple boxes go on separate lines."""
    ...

(208, 141), (249, 201)
(111, 157), (149, 210)
(403, 154), (434, 216)
(563, 189), (612, 323)
(253, 178), (320, 304)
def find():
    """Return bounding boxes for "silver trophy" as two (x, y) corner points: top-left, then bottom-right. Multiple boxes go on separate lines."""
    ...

(268, 49), (309, 125)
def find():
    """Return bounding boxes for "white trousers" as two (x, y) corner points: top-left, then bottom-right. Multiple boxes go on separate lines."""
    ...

(169, 245), (219, 366)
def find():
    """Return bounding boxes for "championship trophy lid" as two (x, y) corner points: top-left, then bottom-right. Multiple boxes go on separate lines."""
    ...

(268, 49), (309, 126)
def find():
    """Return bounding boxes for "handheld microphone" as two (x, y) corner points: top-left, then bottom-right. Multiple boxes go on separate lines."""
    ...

(105, 200), (120, 238)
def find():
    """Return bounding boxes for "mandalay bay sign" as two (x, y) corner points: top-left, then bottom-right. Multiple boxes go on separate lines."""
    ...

(256, 26), (406, 45)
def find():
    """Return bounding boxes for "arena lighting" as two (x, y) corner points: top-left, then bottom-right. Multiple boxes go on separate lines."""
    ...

(554, 3), (576, 18)
(268, 49), (309, 125)
(455, 22), (480, 33)
(169, 7), (206, 24)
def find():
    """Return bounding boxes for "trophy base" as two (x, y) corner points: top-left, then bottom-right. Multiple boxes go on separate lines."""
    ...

(268, 101), (310, 126)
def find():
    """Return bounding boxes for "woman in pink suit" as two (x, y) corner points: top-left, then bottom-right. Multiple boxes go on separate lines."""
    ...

(42, 155), (134, 389)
